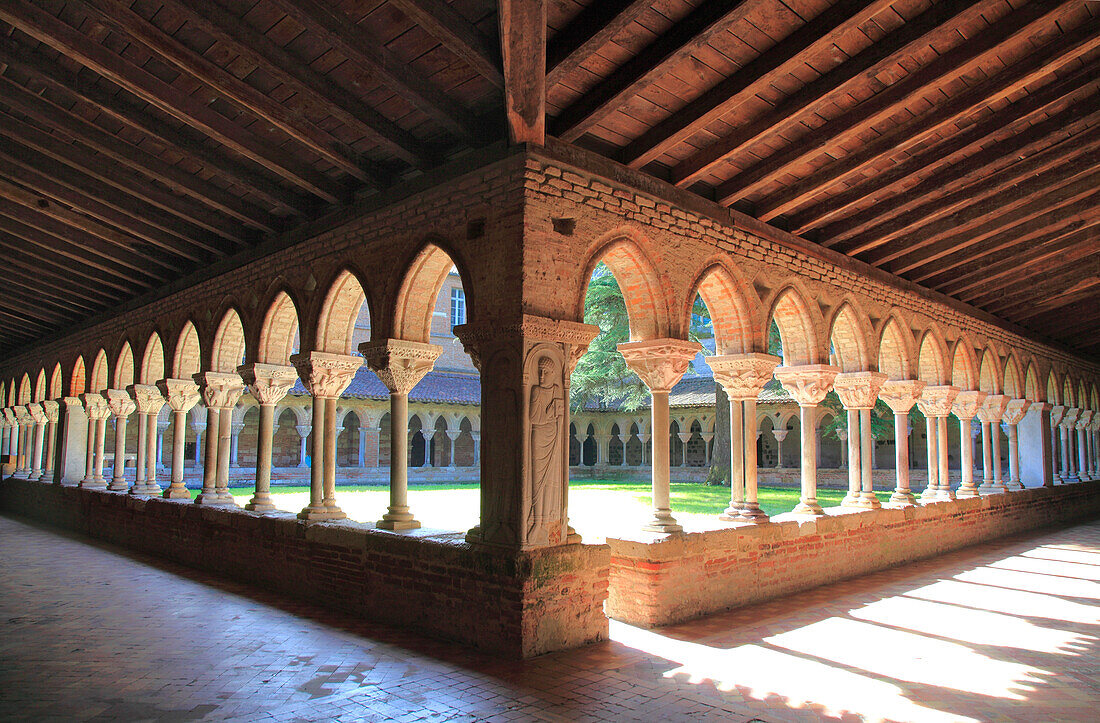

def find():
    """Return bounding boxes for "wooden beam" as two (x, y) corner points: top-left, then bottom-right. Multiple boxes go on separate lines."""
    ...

(0, 230), (140, 297)
(0, 36), (306, 215)
(388, 0), (502, 88)
(986, 272), (1100, 320)
(546, 0), (651, 89)
(499, 0), (545, 144)
(712, 0), (1072, 206)
(758, 16), (1100, 223)
(269, 0), (481, 144)
(0, 289), (79, 323)
(2, 276), (97, 315)
(966, 253), (1100, 310)
(0, 75), (271, 238)
(155, 0), (434, 169)
(1021, 303), (1100, 335)
(621, 0), (895, 169)
(0, 0), (346, 203)
(0, 308), (52, 334)
(820, 99), (1100, 250)
(2, 251), (121, 307)
(552, 0), (756, 143)
(671, 0), (986, 188)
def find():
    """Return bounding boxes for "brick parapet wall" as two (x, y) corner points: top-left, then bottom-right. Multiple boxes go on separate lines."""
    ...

(0, 478), (609, 659)
(606, 481), (1100, 628)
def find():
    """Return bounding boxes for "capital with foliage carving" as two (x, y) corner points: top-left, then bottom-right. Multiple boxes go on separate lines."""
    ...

(1, 408), (13, 427)
(193, 371), (246, 410)
(359, 339), (443, 395)
(80, 393), (109, 420)
(1050, 405), (1066, 427)
(978, 394), (1010, 425)
(951, 390), (988, 421)
(773, 364), (839, 407)
(617, 339), (701, 393)
(917, 385), (960, 418)
(41, 400), (59, 424)
(157, 379), (201, 414)
(832, 371), (888, 410)
(706, 353), (781, 401)
(1003, 399), (1031, 426)
(13, 405), (30, 425)
(1076, 409), (1094, 430)
(105, 389), (136, 419)
(26, 403), (46, 425)
(290, 352), (362, 399)
(238, 363), (298, 406)
(129, 384), (166, 416)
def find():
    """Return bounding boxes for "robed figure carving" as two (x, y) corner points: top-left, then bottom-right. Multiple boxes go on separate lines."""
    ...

(528, 355), (564, 545)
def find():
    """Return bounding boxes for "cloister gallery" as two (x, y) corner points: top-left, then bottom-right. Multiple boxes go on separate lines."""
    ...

(1, 0), (1099, 679)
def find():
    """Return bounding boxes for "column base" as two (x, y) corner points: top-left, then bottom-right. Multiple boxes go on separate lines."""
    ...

(841, 492), (863, 509)
(129, 483), (161, 496)
(377, 506), (420, 530)
(107, 480), (128, 492)
(919, 487), (939, 502)
(194, 490), (234, 505)
(738, 503), (769, 524)
(858, 492), (881, 509)
(718, 502), (744, 521)
(642, 508), (682, 534)
(936, 487), (956, 501)
(28, 471), (43, 482)
(298, 504), (346, 522)
(79, 479), (106, 490)
(956, 485), (981, 498)
(792, 500), (824, 516)
(889, 490), (916, 506)
(245, 494), (277, 512)
(1008, 478), (1025, 490)
(163, 486), (191, 500)
(1065, 474), (1081, 483)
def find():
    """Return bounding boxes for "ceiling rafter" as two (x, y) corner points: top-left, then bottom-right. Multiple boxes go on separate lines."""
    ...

(546, 0), (651, 89)
(2, 251), (122, 308)
(387, 0), (502, 89)
(0, 219), (148, 293)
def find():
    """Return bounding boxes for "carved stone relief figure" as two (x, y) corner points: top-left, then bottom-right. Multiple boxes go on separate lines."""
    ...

(528, 353), (564, 545)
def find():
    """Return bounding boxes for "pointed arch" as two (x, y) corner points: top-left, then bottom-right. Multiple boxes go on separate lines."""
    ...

(1003, 355), (1024, 399)
(917, 330), (948, 386)
(316, 270), (370, 354)
(877, 315), (915, 380)
(49, 364), (63, 399)
(1090, 381), (1099, 410)
(1063, 375), (1077, 407)
(211, 309), (246, 373)
(1077, 378), (1088, 410)
(977, 346), (1002, 395)
(578, 232), (670, 341)
(89, 350), (109, 393)
(827, 301), (872, 372)
(114, 342), (135, 389)
(71, 357), (86, 397)
(0, 381), (5, 408)
(1024, 360), (1042, 402)
(767, 286), (823, 366)
(173, 321), (202, 379)
(688, 260), (763, 354)
(18, 374), (31, 405)
(394, 244), (470, 344)
(140, 333), (165, 385)
(258, 290), (301, 364)
(33, 369), (46, 402)
(949, 339), (979, 391)
(1047, 369), (1063, 405)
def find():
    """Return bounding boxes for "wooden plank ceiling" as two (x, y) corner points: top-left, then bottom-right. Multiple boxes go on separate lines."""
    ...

(0, 0), (1097, 361)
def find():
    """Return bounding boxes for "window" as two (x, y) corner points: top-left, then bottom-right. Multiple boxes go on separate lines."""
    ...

(450, 288), (466, 329)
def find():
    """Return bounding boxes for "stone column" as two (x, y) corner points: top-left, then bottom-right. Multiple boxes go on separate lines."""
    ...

(238, 364), (297, 512)
(917, 386), (959, 501)
(192, 411), (204, 468)
(772, 428), (788, 468)
(292, 352), (362, 522)
(1050, 405), (1065, 483)
(193, 372), (245, 505)
(1090, 418), (1099, 480)
(1076, 411), (1093, 481)
(619, 339), (701, 534)
(42, 400), (59, 481)
(105, 390), (136, 492)
(879, 380), (925, 505)
(26, 403), (47, 481)
(362, 339), (442, 530)
(1002, 399), (1031, 490)
(156, 420), (166, 470)
(158, 379), (200, 499)
(701, 431), (714, 464)
(978, 395), (1010, 492)
(950, 391), (986, 498)
(709, 353), (780, 523)
(130, 385), (165, 495)
(471, 430), (480, 466)
(837, 428), (848, 466)
(674, 432), (690, 467)
(357, 427), (367, 466)
(296, 424), (310, 467)
(593, 433), (612, 467)
(0, 412), (9, 458)
(774, 365), (840, 516)
(79, 394), (108, 488)
(833, 371), (886, 509)
(1060, 409), (1077, 482)
(229, 421), (245, 467)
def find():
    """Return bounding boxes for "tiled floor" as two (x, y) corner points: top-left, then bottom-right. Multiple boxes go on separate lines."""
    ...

(1, 516), (1097, 723)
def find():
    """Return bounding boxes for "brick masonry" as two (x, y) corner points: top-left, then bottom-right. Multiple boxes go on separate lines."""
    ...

(605, 480), (1100, 628)
(0, 478), (609, 659)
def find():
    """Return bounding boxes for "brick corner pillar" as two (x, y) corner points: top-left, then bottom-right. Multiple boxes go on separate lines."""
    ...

(78, 393), (109, 489)
(361, 338), (443, 531)
(1003, 399), (1032, 490)
(978, 394), (1010, 493)
(1019, 401), (1054, 487)
(238, 363), (297, 512)
(833, 371), (887, 510)
(192, 371), (245, 506)
(619, 338), (701, 535)
(54, 397), (88, 485)
(707, 353), (781, 523)
(157, 378), (201, 499)
(951, 390), (987, 498)
(917, 385), (959, 502)
(290, 352), (362, 522)
(772, 364), (839, 516)
(879, 379), (925, 506)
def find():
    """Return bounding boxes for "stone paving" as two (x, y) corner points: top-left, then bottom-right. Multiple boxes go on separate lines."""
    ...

(1, 513), (1097, 722)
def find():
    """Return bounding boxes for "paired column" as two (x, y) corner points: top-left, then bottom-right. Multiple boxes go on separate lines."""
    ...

(951, 391), (987, 498)
(239, 364), (298, 512)
(79, 393), (109, 488)
(977, 395), (1009, 493)
(1002, 399), (1031, 490)
(26, 403), (47, 481)
(12, 406), (31, 477)
(1061, 408), (1080, 482)
(917, 386), (959, 502)
(105, 390), (137, 491)
(193, 372), (245, 505)
(292, 352), (362, 522)
(619, 339), (701, 534)
(709, 353), (780, 524)
(130, 386), (166, 494)
(1049, 405), (1065, 483)
(157, 379), (201, 499)
(773, 365), (840, 516)
(879, 380), (925, 505)
(1075, 411), (1093, 481)
(362, 339), (443, 530)
(833, 372), (887, 510)
(1089, 416), (1099, 480)
(42, 400), (59, 482)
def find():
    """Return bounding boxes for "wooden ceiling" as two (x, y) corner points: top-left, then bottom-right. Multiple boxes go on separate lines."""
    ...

(0, 0), (1097, 361)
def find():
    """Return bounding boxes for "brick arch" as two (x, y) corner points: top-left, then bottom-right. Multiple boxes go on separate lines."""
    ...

(140, 333), (165, 385)
(393, 243), (466, 344)
(1077, 378), (1088, 409)
(827, 300), (873, 372)
(1063, 374), (1077, 407)
(18, 374), (31, 405)
(258, 290), (301, 364)
(114, 342), (135, 389)
(766, 285), (823, 366)
(211, 309), (247, 373)
(948, 338), (978, 390)
(89, 350), (109, 393)
(33, 369), (46, 402)
(1003, 354), (1024, 399)
(49, 364), (63, 399)
(687, 259), (763, 354)
(314, 269), (370, 354)
(577, 232), (670, 342)
(977, 346), (1002, 395)
(0, 381), (5, 407)
(70, 357), (86, 397)
(877, 315), (915, 380)
(1024, 360), (1043, 402)
(1047, 368), (1063, 405)
(1090, 381), (1099, 410)
(917, 329), (949, 385)
(6, 378), (15, 406)
(173, 321), (202, 379)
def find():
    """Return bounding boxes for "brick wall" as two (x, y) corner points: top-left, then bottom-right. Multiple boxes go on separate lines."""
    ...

(606, 481), (1100, 628)
(0, 478), (609, 659)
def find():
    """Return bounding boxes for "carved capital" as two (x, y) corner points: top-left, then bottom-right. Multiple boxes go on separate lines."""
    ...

(157, 378), (201, 414)
(773, 364), (839, 407)
(832, 371), (888, 410)
(360, 339), (443, 395)
(13, 405), (31, 424)
(26, 402), (46, 425)
(41, 400), (59, 423)
(105, 389), (136, 419)
(193, 371), (246, 410)
(239, 363), (298, 406)
(1076, 409), (1094, 430)
(80, 393), (109, 420)
(951, 390), (988, 421)
(706, 353), (781, 400)
(978, 394), (1010, 424)
(878, 380), (925, 415)
(1002, 398), (1031, 426)
(617, 339), (701, 393)
(1050, 405), (1066, 427)
(454, 315), (599, 374)
(1, 408), (14, 425)
(129, 384), (166, 416)
(61, 397), (83, 413)
(917, 385), (960, 418)
(290, 352), (362, 399)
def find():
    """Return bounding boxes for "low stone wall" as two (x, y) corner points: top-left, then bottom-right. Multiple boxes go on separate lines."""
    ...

(607, 481), (1100, 628)
(0, 478), (609, 659)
